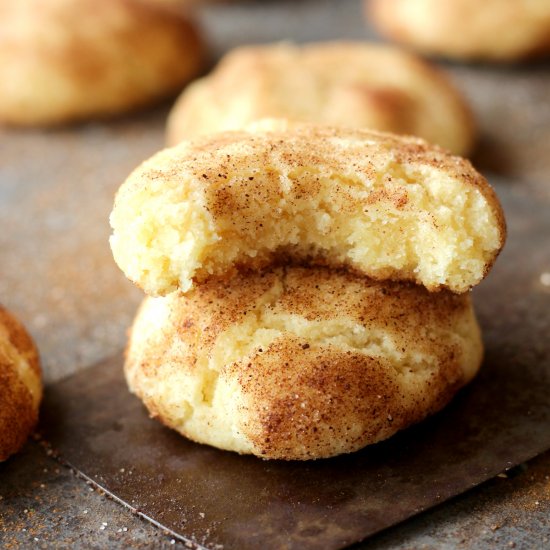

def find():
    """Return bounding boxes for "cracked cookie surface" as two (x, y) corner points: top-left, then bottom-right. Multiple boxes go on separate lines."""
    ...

(110, 121), (506, 296)
(125, 266), (482, 460)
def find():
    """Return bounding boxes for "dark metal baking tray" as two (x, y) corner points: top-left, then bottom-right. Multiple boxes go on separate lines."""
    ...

(39, 182), (550, 549)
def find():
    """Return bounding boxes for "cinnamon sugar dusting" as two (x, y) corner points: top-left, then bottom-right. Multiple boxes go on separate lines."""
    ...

(0, 305), (42, 461)
(166, 41), (475, 155)
(110, 122), (506, 296)
(125, 267), (482, 460)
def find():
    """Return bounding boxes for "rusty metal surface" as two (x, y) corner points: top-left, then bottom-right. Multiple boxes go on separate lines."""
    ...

(38, 182), (550, 550)
(1, 0), (550, 548)
(1, 441), (549, 550)
(0, 440), (180, 549)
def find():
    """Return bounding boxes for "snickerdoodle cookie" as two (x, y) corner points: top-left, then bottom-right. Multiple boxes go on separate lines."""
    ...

(367, 0), (550, 62)
(125, 267), (483, 460)
(110, 121), (505, 296)
(0, 305), (42, 461)
(0, 0), (204, 125)
(167, 41), (475, 155)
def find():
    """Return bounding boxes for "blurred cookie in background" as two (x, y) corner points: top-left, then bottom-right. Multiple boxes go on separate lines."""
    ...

(140, 0), (226, 13)
(0, 0), (205, 126)
(366, 0), (550, 62)
(167, 41), (475, 156)
(144, 0), (230, 6)
(0, 305), (42, 462)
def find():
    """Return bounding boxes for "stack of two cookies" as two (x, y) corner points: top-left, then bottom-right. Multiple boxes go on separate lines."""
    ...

(110, 121), (505, 460)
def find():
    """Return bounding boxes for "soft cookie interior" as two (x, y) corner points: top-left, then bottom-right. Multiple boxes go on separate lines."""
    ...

(110, 123), (505, 296)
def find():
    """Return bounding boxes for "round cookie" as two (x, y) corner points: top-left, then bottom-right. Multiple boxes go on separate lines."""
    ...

(110, 121), (506, 296)
(125, 267), (483, 460)
(0, 0), (205, 126)
(166, 41), (475, 155)
(0, 305), (42, 461)
(367, 0), (550, 62)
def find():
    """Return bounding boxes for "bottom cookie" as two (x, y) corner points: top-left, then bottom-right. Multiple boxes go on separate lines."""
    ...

(125, 267), (482, 460)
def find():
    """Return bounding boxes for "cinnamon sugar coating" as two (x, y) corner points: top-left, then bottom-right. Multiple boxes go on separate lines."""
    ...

(367, 0), (550, 62)
(110, 121), (506, 296)
(0, 0), (204, 126)
(0, 305), (42, 461)
(167, 41), (475, 155)
(125, 267), (483, 460)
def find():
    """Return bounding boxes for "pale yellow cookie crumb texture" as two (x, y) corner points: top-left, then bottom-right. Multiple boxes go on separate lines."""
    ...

(125, 267), (483, 460)
(166, 41), (475, 156)
(110, 123), (506, 297)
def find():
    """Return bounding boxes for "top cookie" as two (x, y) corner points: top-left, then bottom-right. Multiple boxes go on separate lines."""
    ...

(166, 41), (475, 156)
(367, 0), (550, 62)
(0, 0), (204, 126)
(110, 121), (506, 296)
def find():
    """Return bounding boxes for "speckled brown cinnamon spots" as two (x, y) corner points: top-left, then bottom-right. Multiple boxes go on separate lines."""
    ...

(0, 305), (42, 461)
(125, 267), (482, 460)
